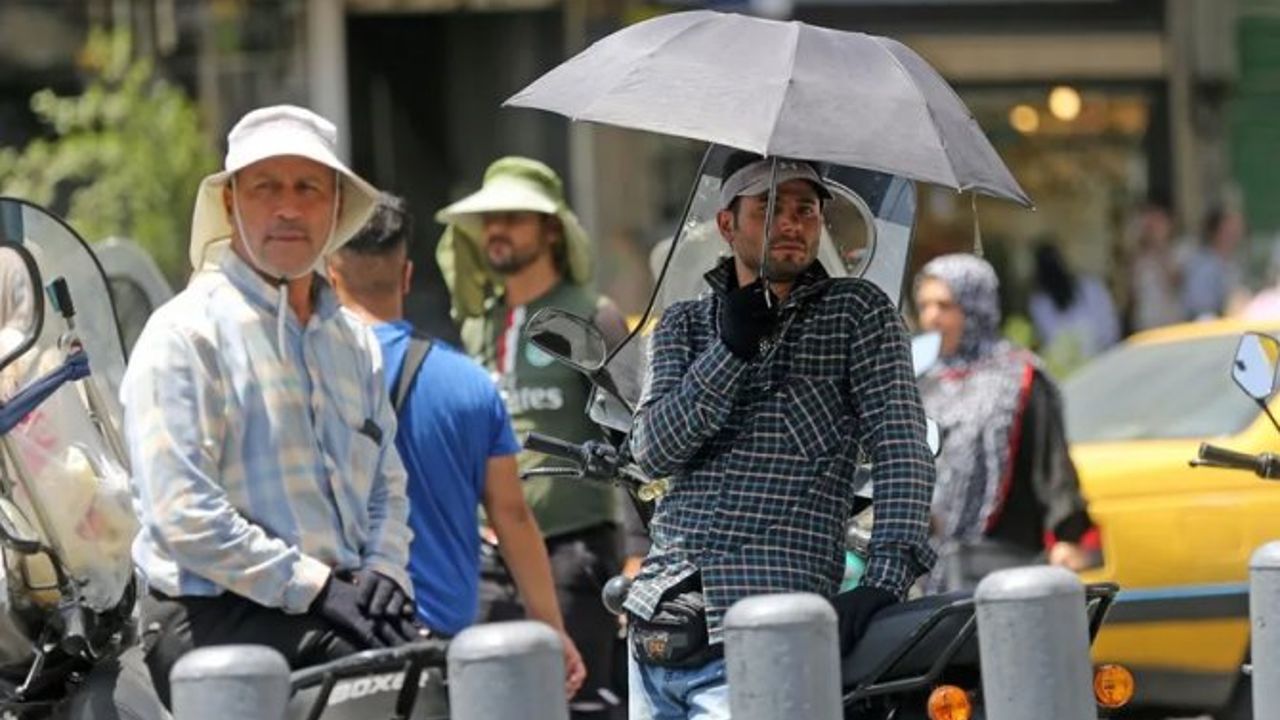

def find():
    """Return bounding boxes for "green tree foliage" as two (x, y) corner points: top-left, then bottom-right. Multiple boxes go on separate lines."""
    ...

(0, 28), (217, 282)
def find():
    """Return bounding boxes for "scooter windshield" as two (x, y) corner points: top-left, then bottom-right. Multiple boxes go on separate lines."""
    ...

(649, 146), (917, 315)
(0, 198), (137, 612)
(0, 199), (128, 404)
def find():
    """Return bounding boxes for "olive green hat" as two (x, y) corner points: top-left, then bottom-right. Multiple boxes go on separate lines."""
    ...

(435, 156), (592, 318)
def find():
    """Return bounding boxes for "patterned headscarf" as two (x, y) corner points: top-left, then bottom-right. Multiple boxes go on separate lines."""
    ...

(916, 254), (1039, 591)
(917, 253), (1003, 365)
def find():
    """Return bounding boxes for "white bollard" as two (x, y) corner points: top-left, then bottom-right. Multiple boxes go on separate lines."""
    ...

(1251, 541), (1280, 720)
(447, 620), (568, 720)
(170, 645), (290, 720)
(975, 566), (1094, 720)
(724, 592), (842, 720)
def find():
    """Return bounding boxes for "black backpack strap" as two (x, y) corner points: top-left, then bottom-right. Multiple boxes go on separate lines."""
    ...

(392, 331), (434, 413)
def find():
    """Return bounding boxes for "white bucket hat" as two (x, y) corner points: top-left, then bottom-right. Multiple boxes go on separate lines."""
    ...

(188, 105), (379, 273)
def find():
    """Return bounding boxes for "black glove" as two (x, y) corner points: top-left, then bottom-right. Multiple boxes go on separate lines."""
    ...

(832, 586), (898, 656)
(718, 279), (778, 359)
(354, 569), (415, 619)
(314, 574), (382, 649)
(353, 569), (420, 646)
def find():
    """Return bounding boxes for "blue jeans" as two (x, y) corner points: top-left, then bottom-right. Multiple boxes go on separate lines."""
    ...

(628, 651), (730, 720)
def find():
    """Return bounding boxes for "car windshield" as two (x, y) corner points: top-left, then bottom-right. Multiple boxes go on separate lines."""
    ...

(1063, 333), (1265, 443)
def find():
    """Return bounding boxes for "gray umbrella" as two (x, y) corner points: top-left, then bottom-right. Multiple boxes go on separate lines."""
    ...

(505, 10), (1031, 207)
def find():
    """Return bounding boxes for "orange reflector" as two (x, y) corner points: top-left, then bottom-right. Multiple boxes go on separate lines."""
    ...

(1094, 664), (1135, 708)
(927, 685), (972, 720)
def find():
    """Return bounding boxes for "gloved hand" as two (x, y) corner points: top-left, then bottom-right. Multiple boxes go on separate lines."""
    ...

(718, 279), (779, 359)
(313, 574), (382, 649)
(353, 569), (420, 646)
(832, 586), (898, 656)
(354, 569), (414, 618)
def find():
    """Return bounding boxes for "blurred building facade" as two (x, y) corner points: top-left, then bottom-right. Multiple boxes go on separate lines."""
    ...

(1, 0), (1276, 338)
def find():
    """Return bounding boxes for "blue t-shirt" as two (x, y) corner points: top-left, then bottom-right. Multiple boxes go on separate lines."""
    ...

(374, 321), (520, 635)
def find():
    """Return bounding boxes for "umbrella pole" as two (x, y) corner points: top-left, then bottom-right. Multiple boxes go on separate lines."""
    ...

(760, 156), (779, 309)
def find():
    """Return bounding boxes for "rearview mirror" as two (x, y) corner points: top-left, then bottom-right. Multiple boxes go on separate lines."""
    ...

(1231, 332), (1280, 402)
(0, 242), (43, 377)
(524, 308), (607, 373)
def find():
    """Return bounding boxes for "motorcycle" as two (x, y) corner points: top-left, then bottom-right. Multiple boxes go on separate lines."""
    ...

(1183, 330), (1280, 715)
(0, 197), (160, 719)
(512, 146), (1125, 719)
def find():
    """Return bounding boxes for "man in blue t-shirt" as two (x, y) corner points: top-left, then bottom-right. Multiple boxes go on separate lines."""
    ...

(328, 194), (585, 695)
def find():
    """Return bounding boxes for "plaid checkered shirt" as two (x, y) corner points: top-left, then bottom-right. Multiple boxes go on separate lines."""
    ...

(624, 260), (936, 642)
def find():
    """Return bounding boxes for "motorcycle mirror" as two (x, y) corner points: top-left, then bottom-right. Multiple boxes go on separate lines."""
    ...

(912, 331), (942, 378)
(588, 386), (634, 433)
(0, 242), (44, 378)
(926, 417), (942, 457)
(1231, 332), (1280, 403)
(524, 307), (608, 373)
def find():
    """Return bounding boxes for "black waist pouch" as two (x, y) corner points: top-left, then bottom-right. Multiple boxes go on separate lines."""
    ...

(629, 575), (723, 669)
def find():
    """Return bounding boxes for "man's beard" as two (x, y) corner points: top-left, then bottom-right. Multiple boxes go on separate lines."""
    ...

(486, 238), (542, 275)
(744, 246), (813, 283)
(761, 258), (810, 282)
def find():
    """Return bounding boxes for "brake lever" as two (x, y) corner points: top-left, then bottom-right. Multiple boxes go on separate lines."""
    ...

(520, 466), (583, 481)
(1188, 459), (1230, 469)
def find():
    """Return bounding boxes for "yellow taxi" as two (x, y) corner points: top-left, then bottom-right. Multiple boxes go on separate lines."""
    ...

(1063, 318), (1280, 718)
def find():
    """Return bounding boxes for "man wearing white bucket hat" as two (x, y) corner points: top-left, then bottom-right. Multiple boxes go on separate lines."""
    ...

(436, 157), (636, 718)
(120, 105), (417, 706)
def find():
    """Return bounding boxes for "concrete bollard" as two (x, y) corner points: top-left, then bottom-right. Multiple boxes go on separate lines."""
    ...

(724, 592), (842, 720)
(1251, 541), (1280, 720)
(170, 645), (290, 720)
(975, 566), (1094, 720)
(447, 620), (568, 720)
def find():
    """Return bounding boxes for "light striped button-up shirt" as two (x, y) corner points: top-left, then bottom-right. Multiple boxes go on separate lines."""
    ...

(121, 250), (412, 614)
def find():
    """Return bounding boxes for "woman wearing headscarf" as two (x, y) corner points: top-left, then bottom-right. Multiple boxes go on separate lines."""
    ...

(914, 253), (1096, 594)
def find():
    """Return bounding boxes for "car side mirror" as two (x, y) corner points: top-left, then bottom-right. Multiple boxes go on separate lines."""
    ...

(0, 242), (44, 377)
(1231, 332), (1280, 403)
(524, 308), (608, 373)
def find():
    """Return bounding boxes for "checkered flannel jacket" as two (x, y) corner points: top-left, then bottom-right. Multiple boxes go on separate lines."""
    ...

(624, 260), (936, 642)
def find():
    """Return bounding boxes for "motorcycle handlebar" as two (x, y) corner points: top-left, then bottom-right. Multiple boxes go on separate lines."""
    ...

(1194, 443), (1280, 478)
(1197, 443), (1261, 470)
(524, 432), (587, 464)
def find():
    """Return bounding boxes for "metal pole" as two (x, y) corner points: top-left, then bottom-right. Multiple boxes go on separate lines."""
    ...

(724, 592), (841, 720)
(448, 620), (568, 720)
(1251, 541), (1280, 719)
(975, 566), (1094, 720)
(306, 0), (350, 162)
(170, 645), (289, 720)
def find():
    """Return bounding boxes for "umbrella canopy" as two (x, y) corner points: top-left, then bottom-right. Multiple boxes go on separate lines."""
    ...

(505, 10), (1031, 207)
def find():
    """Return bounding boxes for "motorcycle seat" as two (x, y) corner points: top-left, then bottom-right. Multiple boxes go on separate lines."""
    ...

(841, 591), (977, 689)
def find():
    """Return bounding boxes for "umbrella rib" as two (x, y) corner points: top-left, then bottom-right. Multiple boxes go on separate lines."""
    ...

(762, 21), (804, 158)
(869, 36), (960, 190)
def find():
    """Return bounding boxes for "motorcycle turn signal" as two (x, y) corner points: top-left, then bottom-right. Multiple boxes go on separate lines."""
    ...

(1093, 664), (1135, 710)
(926, 685), (971, 720)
